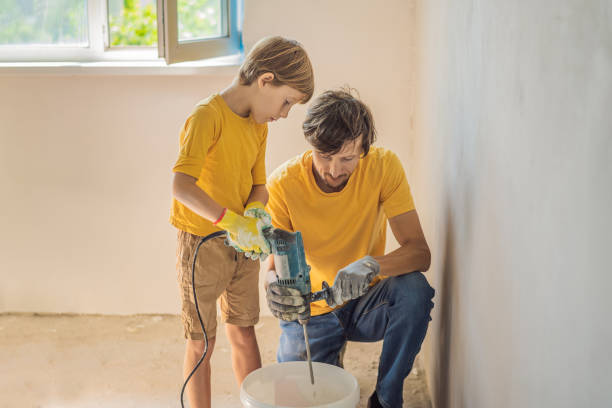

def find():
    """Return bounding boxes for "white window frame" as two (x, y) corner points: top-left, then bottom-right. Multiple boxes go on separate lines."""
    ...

(0, 0), (242, 64)
(158, 0), (242, 64)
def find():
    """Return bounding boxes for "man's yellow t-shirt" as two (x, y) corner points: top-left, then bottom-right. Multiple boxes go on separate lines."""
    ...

(170, 94), (268, 237)
(266, 147), (415, 316)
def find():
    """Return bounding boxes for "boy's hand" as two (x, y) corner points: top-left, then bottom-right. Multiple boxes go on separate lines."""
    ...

(244, 201), (272, 226)
(236, 201), (272, 260)
(326, 256), (380, 307)
(225, 235), (269, 260)
(215, 209), (270, 256)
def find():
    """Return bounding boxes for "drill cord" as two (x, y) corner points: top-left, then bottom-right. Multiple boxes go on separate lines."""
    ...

(180, 230), (226, 408)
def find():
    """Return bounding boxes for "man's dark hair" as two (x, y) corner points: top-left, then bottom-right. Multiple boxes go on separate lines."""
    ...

(302, 88), (377, 156)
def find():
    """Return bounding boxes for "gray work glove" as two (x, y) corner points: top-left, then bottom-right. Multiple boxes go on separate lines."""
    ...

(266, 271), (307, 321)
(326, 255), (380, 308)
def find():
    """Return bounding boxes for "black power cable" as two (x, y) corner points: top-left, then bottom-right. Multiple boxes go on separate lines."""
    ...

(180, 230), (226, 408)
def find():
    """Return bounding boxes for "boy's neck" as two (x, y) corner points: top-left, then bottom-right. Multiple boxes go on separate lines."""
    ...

(220, 81), (254, 118)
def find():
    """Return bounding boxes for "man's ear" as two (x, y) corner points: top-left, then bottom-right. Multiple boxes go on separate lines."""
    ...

(257, 72), (275, 89)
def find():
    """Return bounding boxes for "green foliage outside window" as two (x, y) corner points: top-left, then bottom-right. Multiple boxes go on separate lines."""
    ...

(0, 0), (87, 45)
(109, 0), (157, 46)
(109, 0), (221, 46)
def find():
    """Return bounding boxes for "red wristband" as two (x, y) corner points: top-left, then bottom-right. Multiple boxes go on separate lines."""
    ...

(213, 208), (227, 225)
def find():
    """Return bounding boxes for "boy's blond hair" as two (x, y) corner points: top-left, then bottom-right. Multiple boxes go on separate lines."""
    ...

(239, 36), (314, 103)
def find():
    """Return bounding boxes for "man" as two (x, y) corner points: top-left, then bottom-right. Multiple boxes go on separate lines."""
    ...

(264, 89), (435, 408)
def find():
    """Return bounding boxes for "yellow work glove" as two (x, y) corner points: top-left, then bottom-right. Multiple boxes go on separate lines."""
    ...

(237, 201), (273, 259)
(215, 208), (271, 256)
(244, 201), (272, 227)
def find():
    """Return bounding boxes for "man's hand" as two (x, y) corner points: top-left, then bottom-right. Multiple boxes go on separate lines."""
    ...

(326, 256), (380, 307)
(216, 208), (270, 257)
(266, 270), (307, 321)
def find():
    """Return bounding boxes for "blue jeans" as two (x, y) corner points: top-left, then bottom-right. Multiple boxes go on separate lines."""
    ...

(278, 272), (435, 408)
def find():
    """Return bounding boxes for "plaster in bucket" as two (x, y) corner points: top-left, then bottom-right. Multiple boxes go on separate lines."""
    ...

(240, 361), (360, 408)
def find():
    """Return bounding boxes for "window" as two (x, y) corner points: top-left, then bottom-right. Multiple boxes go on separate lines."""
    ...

(0, 0), (242, 64)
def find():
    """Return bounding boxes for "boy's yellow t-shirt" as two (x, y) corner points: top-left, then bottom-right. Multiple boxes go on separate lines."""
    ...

(170, 94), (268, 237)
(266, 147), (415, 316)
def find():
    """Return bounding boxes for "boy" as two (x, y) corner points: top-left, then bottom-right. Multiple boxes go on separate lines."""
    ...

(170, 36), (314, 408)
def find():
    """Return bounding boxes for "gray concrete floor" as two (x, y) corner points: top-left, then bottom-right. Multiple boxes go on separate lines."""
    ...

(0, 314), (431, 408)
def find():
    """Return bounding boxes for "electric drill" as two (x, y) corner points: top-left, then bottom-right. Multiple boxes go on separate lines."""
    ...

(263, 227), (332, 384)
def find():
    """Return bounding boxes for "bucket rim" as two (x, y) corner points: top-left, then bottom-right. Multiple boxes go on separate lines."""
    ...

(240, 361), (360, 408)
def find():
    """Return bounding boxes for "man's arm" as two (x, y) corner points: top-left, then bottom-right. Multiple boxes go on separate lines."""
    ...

(172, 171), (224, 222)
(373, 210), (431, 276)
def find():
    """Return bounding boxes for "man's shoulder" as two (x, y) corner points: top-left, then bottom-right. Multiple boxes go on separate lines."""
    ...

(362, 146), (403, 173)
(364, 146), (399, 163)
(268, 152), (310, 188)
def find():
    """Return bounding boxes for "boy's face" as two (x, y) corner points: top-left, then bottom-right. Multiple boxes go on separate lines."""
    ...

(253, 74), (305, 124)
(311, 136), (363, 193)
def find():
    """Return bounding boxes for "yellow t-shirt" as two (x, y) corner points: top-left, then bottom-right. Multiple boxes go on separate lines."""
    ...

(266, 147), (415, 316)
(170, 94), (268, 237)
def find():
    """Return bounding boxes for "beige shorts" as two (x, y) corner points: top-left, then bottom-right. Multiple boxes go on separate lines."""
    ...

(176, 230), (260, 340)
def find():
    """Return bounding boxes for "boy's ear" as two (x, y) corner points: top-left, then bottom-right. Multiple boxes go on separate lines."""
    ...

(257, 72), (275, 88)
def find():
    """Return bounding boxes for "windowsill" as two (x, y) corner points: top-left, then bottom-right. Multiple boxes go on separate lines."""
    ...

(0, 53), (243, 76)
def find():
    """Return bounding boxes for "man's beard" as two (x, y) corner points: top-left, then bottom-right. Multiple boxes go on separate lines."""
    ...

(323, 173), (349, 192)
(313, 165), (351, 192)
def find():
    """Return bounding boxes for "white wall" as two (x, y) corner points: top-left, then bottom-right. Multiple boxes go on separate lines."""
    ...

(0, 0), (417, 314)
(413, 1), (612, 407)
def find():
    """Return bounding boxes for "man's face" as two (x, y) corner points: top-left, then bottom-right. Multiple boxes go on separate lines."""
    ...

(311, 136), (363, 192)
(253, 81), (305, 124)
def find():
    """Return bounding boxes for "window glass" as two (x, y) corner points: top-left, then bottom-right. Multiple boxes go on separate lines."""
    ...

(178, 0), (224, 42)
(0, 0), (88, 46)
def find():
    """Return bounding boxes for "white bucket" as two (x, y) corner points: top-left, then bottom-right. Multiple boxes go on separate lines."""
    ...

(240, 361), (360, 408)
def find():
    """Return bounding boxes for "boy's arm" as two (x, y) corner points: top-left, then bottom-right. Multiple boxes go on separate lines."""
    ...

(172, 172), (224, 222)
(246, 184), (269, 207)
(173, 172), (270, 255)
